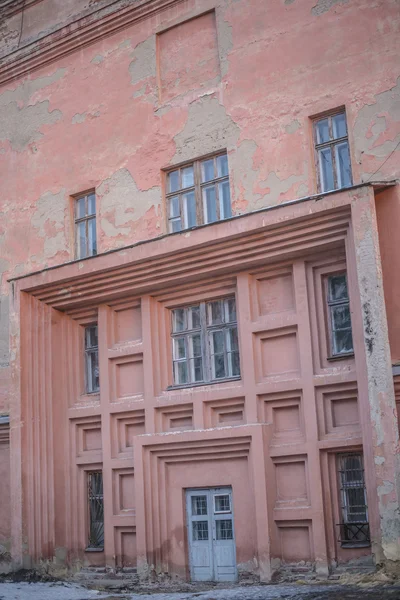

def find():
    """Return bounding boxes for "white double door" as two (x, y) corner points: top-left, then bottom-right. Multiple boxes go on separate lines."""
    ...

(186, 487), (237, 582)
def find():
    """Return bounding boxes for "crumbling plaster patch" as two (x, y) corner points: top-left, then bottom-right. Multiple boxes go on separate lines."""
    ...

(0, 100), (62, 152)
(353, 76), (400, 176)
(216, 11), (233, 78)
(0, 68), (66, 108)
(285, 119), (301, 134)
(91, 54), (104, 64)
(31, 189), (67, 259)
(98, 168), (161, 239)
(129, 36), (156, 85)
(311, 0), (349, 17)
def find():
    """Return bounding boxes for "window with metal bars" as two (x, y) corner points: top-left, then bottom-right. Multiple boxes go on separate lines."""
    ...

(166, 152), (232, 232)
(313, 111), (352, 193)
(337, 453), (370, 547)
(326, 273), (354, 357)
(87, 471), (104, 550)
(85, 325), (99, 393)
(171, 297), (240, 387)
(75, 192), (97, 259)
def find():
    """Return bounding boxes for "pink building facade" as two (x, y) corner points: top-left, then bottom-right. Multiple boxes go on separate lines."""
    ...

(0, 0), (400, 581)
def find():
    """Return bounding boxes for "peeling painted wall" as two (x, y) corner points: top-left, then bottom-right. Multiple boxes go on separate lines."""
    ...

(0, 0), (399, 413)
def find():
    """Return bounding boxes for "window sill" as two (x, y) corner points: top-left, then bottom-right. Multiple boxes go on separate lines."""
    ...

(85, 547), (104, 552)
(327, 353), (354, 362)
(340, 542), (371, 549)
(167, 376), (241, 391)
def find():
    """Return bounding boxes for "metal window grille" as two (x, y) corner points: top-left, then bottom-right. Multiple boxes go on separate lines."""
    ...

(193, 521), (209, 541)
(313, 111), (353, 193)
(85, 325), (100, 393)
(87, 471), (104, 549)
(171, 297), (240, 386)
(216, 519), (233, 540)
(166, 152), (232, 232)
(75, 192), (97, 259)
(337, 453), (370, 547)
(327, 273), (354, 356)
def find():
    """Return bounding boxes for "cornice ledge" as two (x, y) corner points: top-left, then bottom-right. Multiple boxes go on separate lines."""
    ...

(0, 0), (182, 87)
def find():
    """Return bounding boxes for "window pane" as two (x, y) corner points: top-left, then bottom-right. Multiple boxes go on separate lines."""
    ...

(203, 185), (217, 223)
(318, 147), (334, 192)
(217, 154), (229, 178)
(170, 218), (182, 233)
(211, 330), (225, 354)
(208, 300), (223, 325)
(86, 325), (98, 349)
(215, 494), (230, 513)
(168, 170), (180, 193)
(192, 495), (207, 515)
(201, 159), (215, 182)
(175, 361), (188, 384)
(191, 356), (203, 382)
(183, 191), (197, 228)
(332, 305), (351, 330)
(216, 519), (233, 540)
(189, 334), (202, 358)
(316, 118), (330, 144)
(227, 327), (239, 352)
(335, 141), (352, 188)
(169, 196), (180, 218)
(182, 166), (194, 188)
(174, 337), (186, 359)
(329, 274), (348, 301)
(88, 218), (97, 256)
(219, 181), (232, 219)
(332, 113), (347, 139)
(334, 329), (353, 354)
(212, 353), (226, 379)
(193, 521), (208, 541)
(76, 196), (86, 219)
(230, 351), (240, 376)
(77, 221), (87, 258)
(90, 351), (100, 391)
(87, 193), (96, 215)
(188, 305), (201, 330)
(173, 308), (186, 332)
(225, 298), (237, 323)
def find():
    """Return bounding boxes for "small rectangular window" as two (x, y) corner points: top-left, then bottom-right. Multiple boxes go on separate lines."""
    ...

(326, 273), (353, 357)
(166, 152), (232, 232)
(75, 192), (97, 258)
(337, 453), (370, 547)
(87, 471), (104, 550)
(85, 325), (99, 393)
(171, 297), (240, 386)
(313, 111), (352, 193)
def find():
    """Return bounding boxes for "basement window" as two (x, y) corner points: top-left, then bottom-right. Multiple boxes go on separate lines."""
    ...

(87, 471), (104, 550)
(85, 325), (100, 393)
(166, 152), (232, 232)
(75, 192), (97, 259)
(337, 453), (370, 547)
(326, 273), (353, 357)
(171, 297), (240, 386)
(313, 110), (352, 193)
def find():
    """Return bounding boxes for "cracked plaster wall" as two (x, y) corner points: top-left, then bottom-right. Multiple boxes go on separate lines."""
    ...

(0, 0), (398, 409)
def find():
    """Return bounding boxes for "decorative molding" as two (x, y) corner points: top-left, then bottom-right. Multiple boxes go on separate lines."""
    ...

(0, 0), (184, 86)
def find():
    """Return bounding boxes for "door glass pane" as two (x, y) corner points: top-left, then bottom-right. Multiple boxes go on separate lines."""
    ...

(316, 118), (330, 144)
(203, 185), (217, 223)
(183, 191), (197, 228)
(332, 113), (347, 139)
(168, 170), (180, 193)
(192, 495), (208, 515)
(214, 495), (230, 513)
(318, 147), (334, 192)
(217, 154), (229, 177)
(219, 181), (232, 219)
(88, 193), (96, 215)
(193, 521), (209, 541)
(88, 218), (97, 256)
(182, 166), (194, 188)
(335, 141), (352, 188)
(201, 159), (214, 182)
(216, 519), (233, 540)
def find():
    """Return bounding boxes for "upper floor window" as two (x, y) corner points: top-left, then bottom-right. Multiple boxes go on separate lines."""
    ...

(167, 152), (232, 233)
(171, 297), (240, 386)
(85, 325), (99, 393)
(75, 192), (97, 259)
(326, 273), (353, 357)
(313, 111), (352, 193)
(337, 453), (370, 547)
